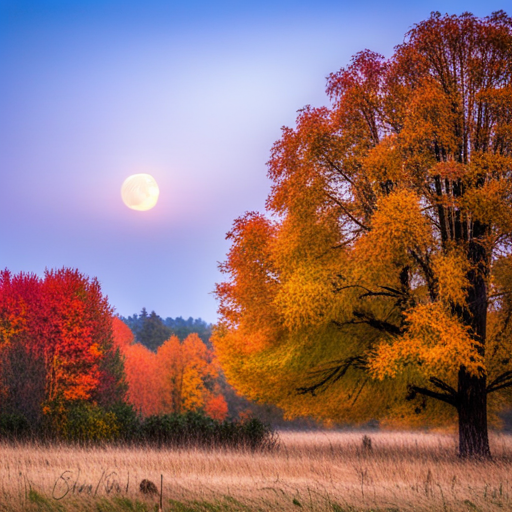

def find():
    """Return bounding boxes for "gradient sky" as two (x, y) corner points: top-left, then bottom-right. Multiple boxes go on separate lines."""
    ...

(0, 0), (509, 322)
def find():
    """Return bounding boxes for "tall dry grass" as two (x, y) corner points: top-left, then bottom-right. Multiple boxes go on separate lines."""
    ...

(1, 430), (512, 511)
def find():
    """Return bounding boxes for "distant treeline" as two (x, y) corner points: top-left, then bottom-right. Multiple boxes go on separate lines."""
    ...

(120, 308), (322, 429)
(120, 309), (212, 351)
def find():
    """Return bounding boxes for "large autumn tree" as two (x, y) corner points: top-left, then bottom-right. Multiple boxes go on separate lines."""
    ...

(214, 11), (512, 458)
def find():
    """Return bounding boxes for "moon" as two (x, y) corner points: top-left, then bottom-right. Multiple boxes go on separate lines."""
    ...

(121, 174), (160, 211)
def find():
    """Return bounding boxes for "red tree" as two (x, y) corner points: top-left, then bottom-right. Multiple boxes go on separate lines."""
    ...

(0, 268), (118, 425)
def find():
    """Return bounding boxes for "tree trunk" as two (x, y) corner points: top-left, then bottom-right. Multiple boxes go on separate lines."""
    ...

(456, 230), (490, 459)
(457, 369), (490, 458)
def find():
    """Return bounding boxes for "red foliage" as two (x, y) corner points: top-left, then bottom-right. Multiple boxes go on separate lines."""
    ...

(0, 268), (114, 412)
(122, 343), (160, 416)
(112, 316), (134, 349)
(204, 394), (228, 421)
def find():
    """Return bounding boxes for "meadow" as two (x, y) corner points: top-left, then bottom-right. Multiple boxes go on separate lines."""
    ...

(1, 430), (511, 511)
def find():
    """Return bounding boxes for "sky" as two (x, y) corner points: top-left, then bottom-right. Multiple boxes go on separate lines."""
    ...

(0, 0), (509, 323)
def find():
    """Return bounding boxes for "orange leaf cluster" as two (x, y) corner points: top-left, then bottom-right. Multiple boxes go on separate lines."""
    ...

(119, 328), (227, 420)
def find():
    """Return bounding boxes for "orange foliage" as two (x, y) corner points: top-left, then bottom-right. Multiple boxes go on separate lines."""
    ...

(204, 394), (228, 421)
(157, 333), (221, 415)
(214, 12), (512, 458)
(120, 329), (227, 419)
(112, 316), (134, 350)
(122, 342), (160, 416)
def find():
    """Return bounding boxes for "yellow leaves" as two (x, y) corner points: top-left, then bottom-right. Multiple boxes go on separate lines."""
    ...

(157, 333), (219, 415)
(274, 263), (337, 330)
(462, 179), (512, 232)
(364, 135), (403, 184)
(369, 303), (484, 381)
(88, 343), (103, 359)
(355, 189), (432, 272)
(432, 250), (469, 307)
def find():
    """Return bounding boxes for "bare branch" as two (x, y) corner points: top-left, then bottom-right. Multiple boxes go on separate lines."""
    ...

(407, 385), (458, 407)
(297, 356), (366, 396)
(325, 192), (369, 231)
(429, 377), (457, 397)
(336, 311), (402, 336)
(487, 371), (512, 394)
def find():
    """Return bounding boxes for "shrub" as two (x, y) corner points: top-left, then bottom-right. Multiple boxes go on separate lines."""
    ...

(0, 403), (278, 451)
(61, 403), (119, 442)
(108, 402), (141, 441)
(138, 411), (277, 450)
(0, 412), (31, 440)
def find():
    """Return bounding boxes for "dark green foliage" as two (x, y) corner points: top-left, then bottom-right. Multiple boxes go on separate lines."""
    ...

(61, 403), (120, 442)
(162, 316), (213, 347)
(0, 404), (277, 451)
(123, 308), (172, 351)
(109, 402), (141, 441)
(0, 342), (46, 426)
(138, 411), (278, 450)
(122, 310), (212, 349)
(95, 343), (128, 409)
(0, 412), (31, 439)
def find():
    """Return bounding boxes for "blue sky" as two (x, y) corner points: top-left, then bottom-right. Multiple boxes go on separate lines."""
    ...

(0, 0), (509, 322)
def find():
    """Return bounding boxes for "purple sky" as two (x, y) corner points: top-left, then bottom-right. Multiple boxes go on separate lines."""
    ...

(1, 0), (508, 322)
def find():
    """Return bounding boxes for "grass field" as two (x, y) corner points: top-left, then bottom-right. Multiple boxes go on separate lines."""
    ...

(1, 430), (511, 511)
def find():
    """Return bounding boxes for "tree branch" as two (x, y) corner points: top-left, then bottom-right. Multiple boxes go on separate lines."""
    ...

(487, 381), (512, 394)
(407, 385), (458, 407)
(297, 356), (366, 396)
(344, 311), (402, 336)
(429, 377), (457, 397)
(325, 192), (369, 231)
(324, 157), (356, 187)
(409, 249), (437, 301)
(487, 371), (512, 394)
(333, 283), (401, 300)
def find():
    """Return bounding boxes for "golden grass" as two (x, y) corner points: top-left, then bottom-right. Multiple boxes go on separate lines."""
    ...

(1, 430), (512, 511)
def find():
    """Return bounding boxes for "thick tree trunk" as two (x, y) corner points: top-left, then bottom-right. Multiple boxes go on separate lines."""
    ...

(457, 232), (490, 459)
(457, 369), (490, 458)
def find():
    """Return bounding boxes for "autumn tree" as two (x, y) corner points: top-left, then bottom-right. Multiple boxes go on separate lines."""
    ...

(123, 342), (161, 416)
(112, 316), (135, 350)
(214, 11), (512, 458)
(157, 333), (226, 418)
(0, 268), (121, 430)
(121, 330), (227, 420)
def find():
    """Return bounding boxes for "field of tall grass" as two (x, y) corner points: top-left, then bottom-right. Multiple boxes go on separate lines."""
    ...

(1, 430), (511, 511)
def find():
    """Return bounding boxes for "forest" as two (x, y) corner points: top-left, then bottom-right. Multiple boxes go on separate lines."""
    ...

(0, 268), (274, 448)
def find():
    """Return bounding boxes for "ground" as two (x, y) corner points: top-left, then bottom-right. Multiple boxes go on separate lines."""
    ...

(1, 431), (511, 511)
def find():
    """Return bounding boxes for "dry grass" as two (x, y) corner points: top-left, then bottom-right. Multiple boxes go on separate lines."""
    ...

(1, 430), (512, 511)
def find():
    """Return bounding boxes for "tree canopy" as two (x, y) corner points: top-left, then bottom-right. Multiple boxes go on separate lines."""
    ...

(122, 310), (212, 350)
(0, 268), (124, 433)
(213, 11), (512, 458)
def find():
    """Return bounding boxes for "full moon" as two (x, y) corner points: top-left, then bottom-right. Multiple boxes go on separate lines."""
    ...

(121, 174), (160, 211)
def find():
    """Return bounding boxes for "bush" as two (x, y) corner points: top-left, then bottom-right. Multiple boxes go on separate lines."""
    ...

(0, 402), (278, 451)
(0, 412), (31, 440)
(138, 411), (277, 450)
(108, 402), (141, 441)
(61, 403), (119, 442)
